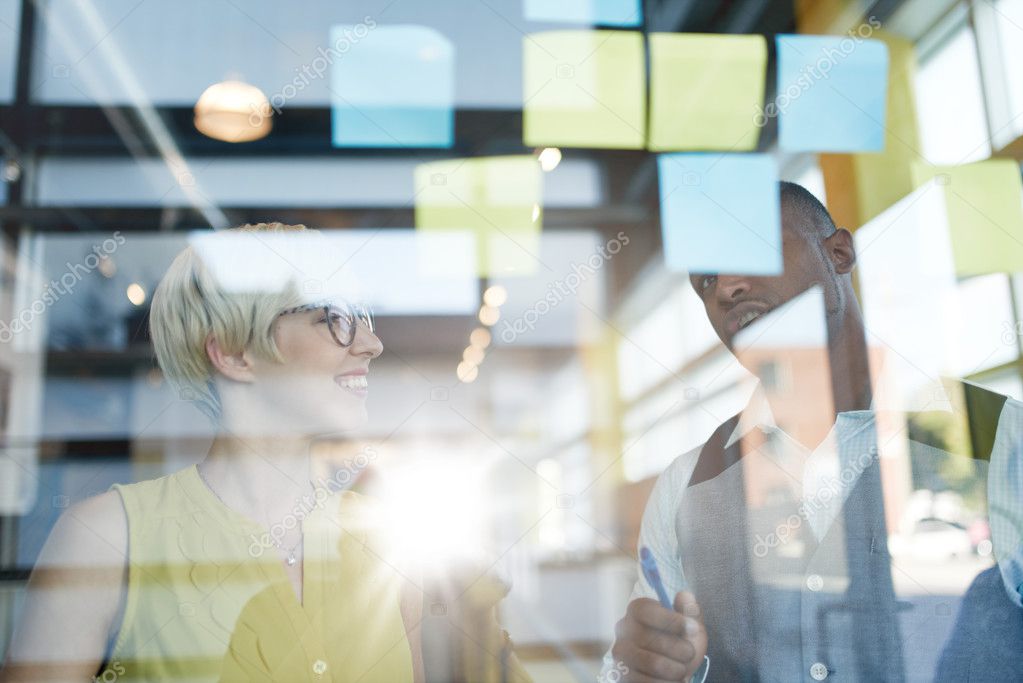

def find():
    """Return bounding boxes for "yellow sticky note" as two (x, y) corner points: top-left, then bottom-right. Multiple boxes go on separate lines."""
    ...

(648, 33), (767, 151)
(911, 160), (1023, 277)
(523, 30), (646, 149)
(414, 156), (543, 277)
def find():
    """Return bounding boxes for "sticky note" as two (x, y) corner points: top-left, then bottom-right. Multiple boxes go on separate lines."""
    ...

(776, 35), (888, 153)
(330, 25), (454, 148)
(415, 156), (543, 277)
(911, 160), (1023, 277)
(648, 33), (767, 151)
(523, 30), (646, 149)
(657, 153), (782, 275)
(524, 0), (642, 27)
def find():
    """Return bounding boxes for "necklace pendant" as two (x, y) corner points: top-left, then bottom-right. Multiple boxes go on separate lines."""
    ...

(286, 553), (297, 566)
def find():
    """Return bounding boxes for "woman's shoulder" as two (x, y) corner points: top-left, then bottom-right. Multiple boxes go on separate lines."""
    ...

(33, 489), (129, 592)
(48, 466), (196, 561)
(109, 465), (203, 519)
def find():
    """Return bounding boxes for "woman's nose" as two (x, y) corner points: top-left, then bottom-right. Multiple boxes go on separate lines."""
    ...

(350, 322), (383, 358)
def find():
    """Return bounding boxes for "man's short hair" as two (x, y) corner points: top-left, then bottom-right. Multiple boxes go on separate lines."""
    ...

(780, 181), (837, 239)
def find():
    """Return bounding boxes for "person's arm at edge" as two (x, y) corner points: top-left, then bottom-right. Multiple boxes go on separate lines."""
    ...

(989, 397), (1023, 607)
(0, 490), (128, 683)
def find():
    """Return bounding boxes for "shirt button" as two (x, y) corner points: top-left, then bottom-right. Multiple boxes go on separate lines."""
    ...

(806, 574), (824, 592)
(312, 659), (328, 676)
(810, 662), (829, 680)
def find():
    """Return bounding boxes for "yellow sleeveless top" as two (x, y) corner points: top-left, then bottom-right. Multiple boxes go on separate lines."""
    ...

(107, 465), (415, 682)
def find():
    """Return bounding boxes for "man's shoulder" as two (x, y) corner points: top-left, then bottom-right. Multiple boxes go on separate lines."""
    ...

(1001, 393), (1023, 414)
(650, 439), (716, 504)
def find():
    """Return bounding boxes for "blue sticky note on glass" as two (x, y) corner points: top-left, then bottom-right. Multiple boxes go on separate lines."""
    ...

(776, 35), (888, 153)
(657, 153), (782, 275)
(524, 0), (642, 26)
(330, 25), (454, 148)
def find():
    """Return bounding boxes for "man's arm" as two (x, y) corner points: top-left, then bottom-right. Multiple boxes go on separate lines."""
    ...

(602, 450), (709, 683)
(989, 397), (1023, 607)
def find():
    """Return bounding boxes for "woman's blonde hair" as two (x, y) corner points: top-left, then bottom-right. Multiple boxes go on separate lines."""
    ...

(149, 222), (313, 423)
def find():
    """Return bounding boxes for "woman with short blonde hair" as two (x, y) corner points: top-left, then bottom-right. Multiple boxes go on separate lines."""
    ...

(1, 222), (426, 682)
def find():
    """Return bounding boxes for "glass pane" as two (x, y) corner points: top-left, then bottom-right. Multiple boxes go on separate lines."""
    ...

(914, 22), (992, 164)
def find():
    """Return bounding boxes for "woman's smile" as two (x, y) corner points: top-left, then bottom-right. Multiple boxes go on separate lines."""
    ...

(334, 369), (369, 397)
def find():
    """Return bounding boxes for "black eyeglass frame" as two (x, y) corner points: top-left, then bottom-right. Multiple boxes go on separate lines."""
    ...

(276, 300), (375, 348)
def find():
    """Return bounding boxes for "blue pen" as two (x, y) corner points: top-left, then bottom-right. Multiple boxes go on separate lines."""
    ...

(640, 546), (712, 682)
(640, 546), (673, 609)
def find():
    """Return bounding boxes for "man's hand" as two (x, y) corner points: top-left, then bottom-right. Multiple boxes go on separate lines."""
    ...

(610, 591), (707, 682)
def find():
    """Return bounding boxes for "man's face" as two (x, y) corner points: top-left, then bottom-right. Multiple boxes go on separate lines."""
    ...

(689, 203), (844, 350)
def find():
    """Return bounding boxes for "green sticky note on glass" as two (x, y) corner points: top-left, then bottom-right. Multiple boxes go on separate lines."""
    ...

(648, 33), (767, 151)
(523, 30), (646, 149)
(911, 160), (1023, 277)
(414, 156), (543, 277)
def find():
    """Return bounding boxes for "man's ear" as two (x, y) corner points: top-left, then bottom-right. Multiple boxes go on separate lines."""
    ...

(825, 228), (856, 275)
(205, 335), (256, 383)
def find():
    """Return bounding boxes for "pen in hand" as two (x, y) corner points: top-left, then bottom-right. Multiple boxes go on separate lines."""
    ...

(637, 545), (711, 682)
(640, 546), (674, 609)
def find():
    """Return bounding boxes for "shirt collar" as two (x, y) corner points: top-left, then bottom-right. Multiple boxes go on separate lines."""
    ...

(724, 383), (777, 449)
(724, 382), (878, 450)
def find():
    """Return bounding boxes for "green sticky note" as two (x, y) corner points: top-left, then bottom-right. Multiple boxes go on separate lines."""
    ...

(911, 160), (1023, 277)
(414, 156), (543, 277)
(648, 33), (767, 151)
(523, 30), (646, 149)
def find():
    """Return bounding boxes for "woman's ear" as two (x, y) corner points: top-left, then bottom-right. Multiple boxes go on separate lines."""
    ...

(205, 335), (256, 383)
(826, 228), (857, 275)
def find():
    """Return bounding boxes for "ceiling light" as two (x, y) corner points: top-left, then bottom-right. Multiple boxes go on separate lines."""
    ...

(478, 305), (500, 326)
(126, 283), (146, 306)
(483, 285), (507, 307)
(194, 80), (272, 143)
(538, 147), (562, 172)
(469, 327), (491, 348)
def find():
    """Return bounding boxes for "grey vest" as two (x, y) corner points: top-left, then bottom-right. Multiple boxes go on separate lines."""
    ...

(675, 383), (1006, 682)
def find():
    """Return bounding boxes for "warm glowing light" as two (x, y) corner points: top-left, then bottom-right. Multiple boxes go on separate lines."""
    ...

(469, 327), (491, 349)
(194, 80), (272, 143)
(463, 345), (485, 364)
(456, 361), (479, 382)
(531, 202), (541, 223)
(478, 305), (500, 326)
(483, 285), (507, 307)
(98, 256), (116, 278)
(538, 147), (562, 172)
(126, 283), (146, 306)
(377, 458), (488, 571)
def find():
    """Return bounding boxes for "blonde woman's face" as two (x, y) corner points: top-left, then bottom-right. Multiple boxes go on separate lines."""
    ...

(258, 306), (383, 434)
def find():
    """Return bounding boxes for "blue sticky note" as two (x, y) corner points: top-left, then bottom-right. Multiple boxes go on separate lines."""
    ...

(776, 35), (888, 153)
(524, 0), (642, 26)
(330, 25), (454, 148)
(657, 153), (782, 275)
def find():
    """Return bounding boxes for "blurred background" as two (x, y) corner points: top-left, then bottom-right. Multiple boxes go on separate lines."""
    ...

(1, 0), (1022, 680)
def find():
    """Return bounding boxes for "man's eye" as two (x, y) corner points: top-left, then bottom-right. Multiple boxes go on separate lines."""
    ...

(699, 275), (716, 292)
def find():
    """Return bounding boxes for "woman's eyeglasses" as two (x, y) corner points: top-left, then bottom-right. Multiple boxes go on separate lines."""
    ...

(276, 301), (375, 348)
